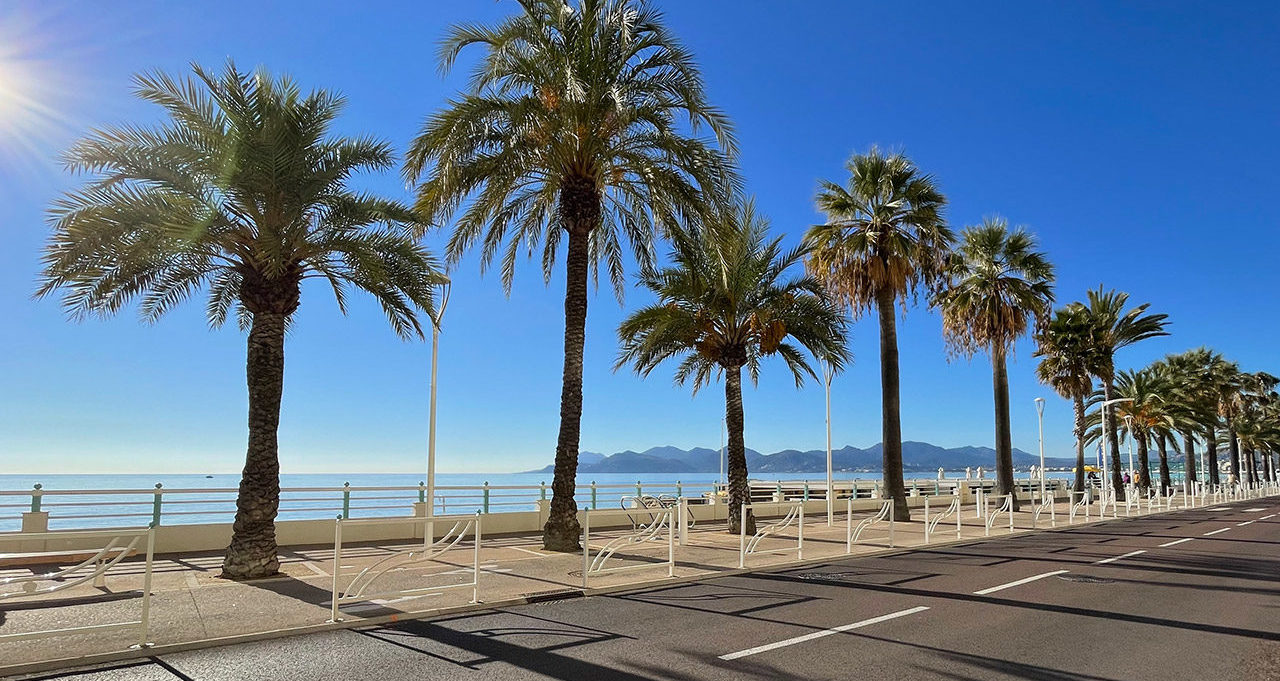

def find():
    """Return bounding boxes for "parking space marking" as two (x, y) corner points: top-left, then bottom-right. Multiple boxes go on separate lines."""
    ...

(719, 606), (930, 660)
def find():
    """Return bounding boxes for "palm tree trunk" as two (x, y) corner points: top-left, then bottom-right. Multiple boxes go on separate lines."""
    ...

(222, 310), (286, 580)
(991, 345), (1017, 510)
(1135, 432), (1151, 494)
(1243, 444), (1256, 484)
(725, 365), (755, 535)
(1181, 430), (1197, 486)
(1226, 428), (1241, 486)
(875, 287), (909, 521)
(1206, 428), (1220, 486)
(1156, 432), (1172, 492)
(1102, 378), (1125, 501)
(543, 185), (598, 552)
(1072, 396), (1087, 493)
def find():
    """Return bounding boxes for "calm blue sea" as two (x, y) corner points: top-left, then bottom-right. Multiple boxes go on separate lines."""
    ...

(0, 470), (1085, 533)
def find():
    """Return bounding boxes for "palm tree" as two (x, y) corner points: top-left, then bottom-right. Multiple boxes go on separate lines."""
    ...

(1163, 348), (1221, 485)
(1098, 368), (1178, 495)
(405, 0), (738, 551)
(1231, 371), (1279, 484)
(1147, 357), (1201, 492)
(1034, 305), (1104, 493)
(804, 148), (951, 520)
(936, 218), (1054, 510)
(1080, 287), (1169, 500)
(37, 63), (442, 579)
(616, 200), (849, 534)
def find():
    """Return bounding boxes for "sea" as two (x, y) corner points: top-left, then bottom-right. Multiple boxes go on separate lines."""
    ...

(0, 469), (1095, 533)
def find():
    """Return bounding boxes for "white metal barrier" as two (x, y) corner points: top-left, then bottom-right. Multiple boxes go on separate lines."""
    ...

(923, 497), (960, 543)
(329, 513), (480, 622)
(1068, 490), (1089, 524)
(1032, 493), (1055, 529)
(984, 494), (1014, 536)
(0, 527), (154, 647)
(847, 498), (894, 551)
(583, 507), (675, 587)
(739, 502), (803, 568)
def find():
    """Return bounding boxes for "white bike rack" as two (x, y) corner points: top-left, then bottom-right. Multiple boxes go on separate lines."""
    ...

(984, 494), (1014, 536)
(329, 513), (480, 622)
(584, 507), (675, 587)
(1068, 490), (1090, 524)
(847, 498), (894, 551)
(923, 496), (960, 543)
(739, 502), (803, 568)
(0, 527), (155, 647)
(1032, 493), (1055, 529)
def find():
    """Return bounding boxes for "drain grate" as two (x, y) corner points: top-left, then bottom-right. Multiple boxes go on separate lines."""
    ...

(1057, 574), (1115, 584)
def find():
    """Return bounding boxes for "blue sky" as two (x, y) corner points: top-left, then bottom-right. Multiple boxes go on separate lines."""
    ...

(1, 1), (1277, 475)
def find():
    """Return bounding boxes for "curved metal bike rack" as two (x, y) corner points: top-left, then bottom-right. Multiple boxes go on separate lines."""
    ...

(739, 502), (804, 568)
(984, 494), (1014, 536)
(330, 513), (481, 622)
(583, 507), (675, 587)
(846, 498), (894, 552)
(924, 496), (960, 543)
(1032, 492), (1055, 529)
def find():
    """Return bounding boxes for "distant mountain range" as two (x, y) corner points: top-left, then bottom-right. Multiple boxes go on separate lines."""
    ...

(526, 442), (1084, 474)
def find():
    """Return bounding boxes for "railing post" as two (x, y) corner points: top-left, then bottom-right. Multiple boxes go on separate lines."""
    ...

(330, 516), (344, 622)
(924, 497), (931, 544)
(636, 480), (643, 498)
(797, 504), (805, 559)
(591, 481), (598, 510)
(418, 481), (426, 504)
(482, 482), (490, 514)
(1008, 494), (1014, 533)
(888, 501), (895, 548)
(341, 482), (351, 519)
(582, 511), (591, 589)
(739, 503), (748, 568)
(151, 483), (163, 527)
(30, 483), (42, 513)
(676, 480), (682, 497)
(540, 481), (547, 501)
(803, 482), (810, 501)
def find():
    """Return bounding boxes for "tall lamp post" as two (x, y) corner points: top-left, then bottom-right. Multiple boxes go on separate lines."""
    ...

(426, 281), (451, 541)
(1123, 414), (1135, 486)
(1099, 397), (1133, 499)
(824, 362), (834, 526)
(1034, 398), (1046, 503)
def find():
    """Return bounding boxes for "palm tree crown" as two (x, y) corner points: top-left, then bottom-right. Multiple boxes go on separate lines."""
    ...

(1034, 304), (1106, 492)
(936, 217), (1054, 357)
(805, 147), (951, 311)
(405, 0), (738, 293)
(37, 62), (442, 579)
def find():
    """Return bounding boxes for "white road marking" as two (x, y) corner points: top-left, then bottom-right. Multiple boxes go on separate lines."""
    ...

(509, 546), (549, 557)
(1094, 550), (1146, 565)
(1261, 514), (1277, 520)
(974, 570), (1070, 595)
(300, 561), (328, 576)
(720, 606), (930, 660)
(1237, 521), (1254, 527)
(1243, 508), (1266, 512)
(1203, 528), (1230, 536)
(1158, 538), (1193, 547)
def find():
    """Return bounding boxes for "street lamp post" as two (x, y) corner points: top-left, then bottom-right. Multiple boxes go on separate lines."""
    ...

(426, 282), (451, 542)
(824, 362), (834, 526)
(1099, 397), (1133, 501)
(1035, 398), (1046, 504)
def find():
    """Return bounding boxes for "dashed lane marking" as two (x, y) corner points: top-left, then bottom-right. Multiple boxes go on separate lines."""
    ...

(1094, 550), (1146, 565)
(719, 606), (930, 660)
(1158, 538), (1193, 547)
(974, 570), (1070, 595)
(1203, 528), (1231, 536)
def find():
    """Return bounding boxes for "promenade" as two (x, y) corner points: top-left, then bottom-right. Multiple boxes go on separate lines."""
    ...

(3, 491), (1278, 680)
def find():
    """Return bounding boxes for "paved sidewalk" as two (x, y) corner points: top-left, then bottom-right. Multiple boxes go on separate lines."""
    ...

(0, 495), (1186, 676)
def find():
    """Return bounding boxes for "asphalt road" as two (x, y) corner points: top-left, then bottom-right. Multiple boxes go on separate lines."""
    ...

(16, 500), (1280, 681)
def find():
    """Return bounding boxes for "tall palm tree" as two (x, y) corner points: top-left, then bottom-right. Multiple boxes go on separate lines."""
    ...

(1034, 305), (1104, 493)
(1147, 357), (1200, 492)
(1232, 371), (1279, 484)
(936, 218), (1054, 510)
(405, 0), (738, 551)
(1163, 348), (1221, 485)
(1097, 368), (1178, 495)
(616, 200), (849, 534)
(37, 63), (442, 579)
(1080, 287), (1169, 500)
(1207, 358), (1246, 484)
(804, 148), (951, 520)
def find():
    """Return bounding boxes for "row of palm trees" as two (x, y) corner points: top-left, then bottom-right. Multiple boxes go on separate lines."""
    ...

(35, 0), (1277, 579)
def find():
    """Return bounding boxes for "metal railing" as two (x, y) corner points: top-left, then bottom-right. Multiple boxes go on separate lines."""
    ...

(1032, 493), (1055, 529)
(582, 507), (675, 587)
(0, 527), (155, 647)
(739, 502), (804, 568)
(328, 512), (480, 622)
(847, 499), (894, 550)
